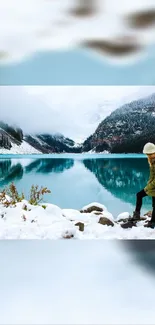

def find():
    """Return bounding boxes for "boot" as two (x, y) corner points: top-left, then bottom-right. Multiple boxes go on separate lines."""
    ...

(144, 220), (155, 228)
(130, 211), (141, 222)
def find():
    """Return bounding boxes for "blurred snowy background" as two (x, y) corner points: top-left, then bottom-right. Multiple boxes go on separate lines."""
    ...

(0, 0), (155, 84)
(0, 240), (155, 324)
(0, 0), (155, 64)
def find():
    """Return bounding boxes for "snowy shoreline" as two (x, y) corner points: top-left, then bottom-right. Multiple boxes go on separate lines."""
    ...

(0, 200), (154, 239)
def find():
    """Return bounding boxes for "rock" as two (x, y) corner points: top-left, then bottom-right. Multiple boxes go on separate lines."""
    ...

(80, 205), (103, 213)
(31, 219), (36, 223)
(117, 216), (147, 223)
(75, 222), (84, 232)
(121, 221), (137, 229)
(144, 211), (152, 218)
(98, 217), (114, 227)
(117, 218), (130, 224)
(93, 212), (103, 215)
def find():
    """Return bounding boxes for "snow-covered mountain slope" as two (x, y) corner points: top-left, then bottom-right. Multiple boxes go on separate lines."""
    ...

(0, 141), (41, 154)
(82, 93), (155, 153)
(24, 134), (81, 153)
(1, 92), (155, 154)
(0, 120), (81, 154)
(0, 121), (41, 154)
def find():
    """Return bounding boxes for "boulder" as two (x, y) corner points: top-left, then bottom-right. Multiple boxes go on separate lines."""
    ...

(80, 205), (103, 213)
(117, 217), (130, 224)
(98, 217), (114, 227)
(121, 221), (137, 229)
(75, 222), (84, 232)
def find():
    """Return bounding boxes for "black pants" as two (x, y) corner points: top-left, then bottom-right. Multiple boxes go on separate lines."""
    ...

(136, 189), (155, 222)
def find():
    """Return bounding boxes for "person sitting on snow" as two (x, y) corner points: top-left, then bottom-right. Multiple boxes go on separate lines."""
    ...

(131, 142), (155, 229)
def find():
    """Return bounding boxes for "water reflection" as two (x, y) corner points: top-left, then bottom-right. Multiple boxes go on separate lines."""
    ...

(0, 158), (74, 186)
(0, 160), (23, 186)
(0, 157), (152, 210)
(83, 158), (151, 207)
(25, 158), (74, 174)
(0, 160), (11, 180)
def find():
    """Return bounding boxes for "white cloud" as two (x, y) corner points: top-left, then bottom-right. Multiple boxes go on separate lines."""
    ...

(0, 86), (155, 142)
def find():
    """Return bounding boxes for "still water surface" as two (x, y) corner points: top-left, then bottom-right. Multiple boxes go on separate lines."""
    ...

(0, 154), (152, 217)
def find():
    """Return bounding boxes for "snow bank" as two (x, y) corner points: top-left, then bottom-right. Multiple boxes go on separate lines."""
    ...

(116, 212), (130, 221)
(0, 198), (154, 239)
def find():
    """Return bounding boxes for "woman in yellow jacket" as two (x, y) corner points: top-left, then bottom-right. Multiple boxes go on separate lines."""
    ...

(132, 142), (155, 228)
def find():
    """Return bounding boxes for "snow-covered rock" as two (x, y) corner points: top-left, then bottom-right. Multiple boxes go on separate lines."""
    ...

(80, 202), (108, 213)
(116, 212), (130, 222)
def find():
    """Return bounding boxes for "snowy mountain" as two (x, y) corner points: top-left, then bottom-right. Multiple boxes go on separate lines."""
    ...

(82, 93), (155, 153)
(24, 133), (81, 153)
(0, 121), (81, 154)
(0, 121), (38, 154)
(0, 121), (23, 148)
(1, 92), (155, 154)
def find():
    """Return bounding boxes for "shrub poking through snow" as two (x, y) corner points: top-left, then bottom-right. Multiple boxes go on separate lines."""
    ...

(0, 183), (51, 208)
(0, 183), (24, 207)
(42, 205), (47, 210)
(29, 185), (51, 206)
(22, 204), (28, 211)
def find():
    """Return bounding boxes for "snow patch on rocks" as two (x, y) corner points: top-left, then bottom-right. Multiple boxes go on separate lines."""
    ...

(0, 199), (154, 239)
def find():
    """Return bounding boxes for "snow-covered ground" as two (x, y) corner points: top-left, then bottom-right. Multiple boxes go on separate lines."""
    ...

(0, 141), (41, 154)
(88, 149), (110, 154)
(0, 240), (155, 324)
(0, 200), (154, 239)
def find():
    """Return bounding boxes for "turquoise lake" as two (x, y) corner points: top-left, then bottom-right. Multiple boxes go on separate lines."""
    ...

(0, 154), (152, 218)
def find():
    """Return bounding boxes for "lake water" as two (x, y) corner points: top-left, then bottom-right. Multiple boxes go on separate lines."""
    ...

(0, 154), (152, 218)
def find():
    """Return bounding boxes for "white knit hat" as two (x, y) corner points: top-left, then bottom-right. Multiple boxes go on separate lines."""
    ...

(143, 142), (155, 154)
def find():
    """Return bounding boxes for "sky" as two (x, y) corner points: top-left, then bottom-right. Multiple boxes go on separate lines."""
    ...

(0, 85), (155, 142)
